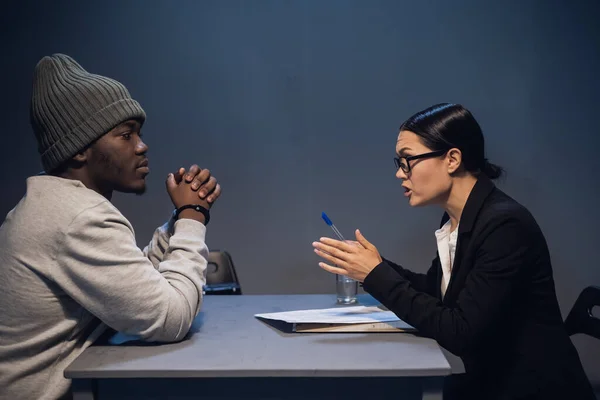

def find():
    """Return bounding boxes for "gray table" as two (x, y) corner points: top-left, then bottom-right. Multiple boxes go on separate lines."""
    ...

(65, 295), (451, 400)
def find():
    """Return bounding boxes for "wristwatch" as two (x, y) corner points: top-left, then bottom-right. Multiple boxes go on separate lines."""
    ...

(172, 204), (210, 225)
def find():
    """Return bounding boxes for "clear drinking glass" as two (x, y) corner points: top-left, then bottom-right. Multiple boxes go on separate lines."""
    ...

(336, 274), (358, 304)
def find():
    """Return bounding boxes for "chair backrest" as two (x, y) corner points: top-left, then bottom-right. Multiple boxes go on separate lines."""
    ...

(565, 286), (600, 339)
(204, 250), (242, 295)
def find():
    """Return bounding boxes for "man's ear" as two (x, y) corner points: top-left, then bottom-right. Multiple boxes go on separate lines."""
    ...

(72, 147), (92, 163)
(447, 148), (462, 174)
(72, 153), (86, 162)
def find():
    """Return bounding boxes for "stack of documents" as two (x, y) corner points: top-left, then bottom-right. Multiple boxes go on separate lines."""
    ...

(255, 306), (415, 333)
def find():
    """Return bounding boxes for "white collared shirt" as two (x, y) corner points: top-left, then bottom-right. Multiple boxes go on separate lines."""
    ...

(435, 220), (459, 298)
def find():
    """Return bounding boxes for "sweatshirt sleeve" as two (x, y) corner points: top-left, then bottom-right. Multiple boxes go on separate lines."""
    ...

(53, 201), (208, 342)
(143, 217), (176, 270)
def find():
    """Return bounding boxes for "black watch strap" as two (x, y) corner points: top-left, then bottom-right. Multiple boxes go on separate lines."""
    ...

(173, 204), (210, 225)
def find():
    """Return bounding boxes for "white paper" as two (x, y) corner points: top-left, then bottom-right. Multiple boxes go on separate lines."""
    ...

(254, 306), (401, 324)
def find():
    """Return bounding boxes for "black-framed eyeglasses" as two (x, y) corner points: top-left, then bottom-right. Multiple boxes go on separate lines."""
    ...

(394, 150), (447, 173)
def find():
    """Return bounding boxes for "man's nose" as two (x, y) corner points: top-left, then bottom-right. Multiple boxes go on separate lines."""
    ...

(136, 139), (148, 154)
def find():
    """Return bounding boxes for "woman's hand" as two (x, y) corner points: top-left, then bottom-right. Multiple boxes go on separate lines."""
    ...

(312, 229), (383, 282)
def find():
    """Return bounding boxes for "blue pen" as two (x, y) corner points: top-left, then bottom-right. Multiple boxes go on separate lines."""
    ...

(321, 212), (359, 305)
(321, 212), (346, 241)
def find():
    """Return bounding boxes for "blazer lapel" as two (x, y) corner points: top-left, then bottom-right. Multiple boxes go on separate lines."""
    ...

(442, 176), (496, 304)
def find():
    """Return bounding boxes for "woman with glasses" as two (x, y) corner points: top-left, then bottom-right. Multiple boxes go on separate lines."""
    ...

(312, 103), (594, 399)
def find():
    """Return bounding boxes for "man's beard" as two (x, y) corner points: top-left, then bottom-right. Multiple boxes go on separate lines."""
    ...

(96, 150), (146, 195)
(134, 185), (147, 195)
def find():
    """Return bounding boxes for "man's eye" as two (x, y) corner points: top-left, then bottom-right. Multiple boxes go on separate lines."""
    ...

(122, 133), (131, 140)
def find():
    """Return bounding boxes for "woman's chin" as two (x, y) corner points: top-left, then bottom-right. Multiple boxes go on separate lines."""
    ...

(408, 194), (426, 207)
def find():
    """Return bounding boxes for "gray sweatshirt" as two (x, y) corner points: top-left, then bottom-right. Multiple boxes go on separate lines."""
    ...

(0, 175), (208, 400)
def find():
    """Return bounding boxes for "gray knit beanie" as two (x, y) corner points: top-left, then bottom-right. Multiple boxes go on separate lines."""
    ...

(30, 54), (146, 172)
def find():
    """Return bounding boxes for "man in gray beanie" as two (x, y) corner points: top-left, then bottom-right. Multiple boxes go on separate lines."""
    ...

(0, 54), (221, 400)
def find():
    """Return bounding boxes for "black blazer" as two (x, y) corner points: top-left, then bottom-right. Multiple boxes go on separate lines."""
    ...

(363, 176), (594, 400)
